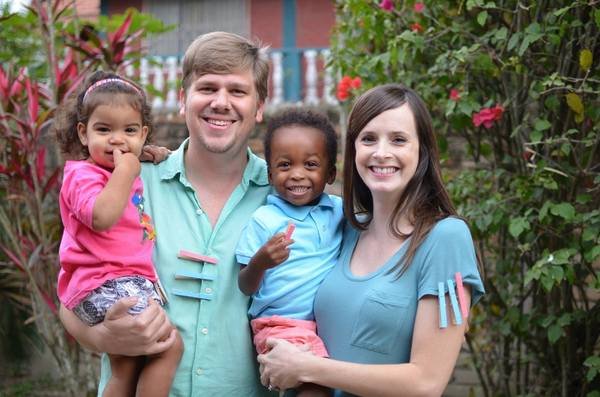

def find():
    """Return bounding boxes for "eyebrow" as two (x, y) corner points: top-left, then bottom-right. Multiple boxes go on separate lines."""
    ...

(91, 121), (141, 127)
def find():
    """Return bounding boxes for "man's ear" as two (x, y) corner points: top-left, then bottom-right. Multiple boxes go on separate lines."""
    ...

(255, 101), (265, 123)
(77, 122), (88, 145)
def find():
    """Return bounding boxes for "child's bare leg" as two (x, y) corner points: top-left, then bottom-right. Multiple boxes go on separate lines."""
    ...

(296, 383), (332, 397)
(103, 354), (144, 397)
(136, 331), (184, 397)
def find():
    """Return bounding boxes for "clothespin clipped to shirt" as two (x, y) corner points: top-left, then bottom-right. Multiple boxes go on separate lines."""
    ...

(438, 272), (468, 328)
(177, 249), (218, 265)
(284, 221), (295, 241)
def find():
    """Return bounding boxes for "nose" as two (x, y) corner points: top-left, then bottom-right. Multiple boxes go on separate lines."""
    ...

(210, 88), (231, 111)
(372, 141), (391, 160)
(109, 132), (125, 145)
(290, 166), (305, 180)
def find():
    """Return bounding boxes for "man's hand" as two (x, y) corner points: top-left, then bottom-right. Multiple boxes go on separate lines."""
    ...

(60, 299), (177, 356)
(97, 298), (177, 356)
(140, 145), (171, 164)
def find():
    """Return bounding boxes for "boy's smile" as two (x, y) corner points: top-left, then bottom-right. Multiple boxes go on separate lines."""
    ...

(268, 125), (336, 206)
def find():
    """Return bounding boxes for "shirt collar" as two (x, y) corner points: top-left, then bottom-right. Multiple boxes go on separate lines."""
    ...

(267, 193), (334, 221)
(158, 138), (269, 188)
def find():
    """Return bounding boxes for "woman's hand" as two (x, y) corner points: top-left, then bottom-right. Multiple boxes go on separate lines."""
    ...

(257, 338), (313, 390)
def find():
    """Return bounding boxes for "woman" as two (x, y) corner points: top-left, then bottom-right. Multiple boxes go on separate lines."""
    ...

(258, 84), (485, 397)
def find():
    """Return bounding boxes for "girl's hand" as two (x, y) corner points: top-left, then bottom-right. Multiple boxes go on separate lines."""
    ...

(140, 144), (171, 164)
(258, 338), (312, 390)
(251, 233), (293, 270)
(113, 149), (141, 176)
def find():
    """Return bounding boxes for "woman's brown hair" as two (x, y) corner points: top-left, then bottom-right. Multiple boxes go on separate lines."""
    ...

(343, 84), (457, 275)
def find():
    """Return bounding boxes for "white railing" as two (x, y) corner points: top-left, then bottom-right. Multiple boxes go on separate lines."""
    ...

(125, 49), (338, 114)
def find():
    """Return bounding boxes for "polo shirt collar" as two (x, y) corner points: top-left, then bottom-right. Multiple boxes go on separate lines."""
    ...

(267, 193), (334, 221)
(157, 138), (269, 187)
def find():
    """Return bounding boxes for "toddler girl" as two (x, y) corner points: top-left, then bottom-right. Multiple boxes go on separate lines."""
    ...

(54, 70), (182, 397)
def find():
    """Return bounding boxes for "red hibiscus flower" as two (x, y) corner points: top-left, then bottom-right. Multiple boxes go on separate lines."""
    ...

(410, 23), (423, 32)
(472, 104), (504, 128)
(337, 75), (362, 101)
(449, 89), (460, 101)
(380, 0), (394, 11)
(414, 2), (425, 13)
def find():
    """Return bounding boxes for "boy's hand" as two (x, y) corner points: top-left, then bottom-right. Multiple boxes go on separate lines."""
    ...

(113, 149), (141, 176)
(140, 144), (171, 164)
(251, 232), (293, 270)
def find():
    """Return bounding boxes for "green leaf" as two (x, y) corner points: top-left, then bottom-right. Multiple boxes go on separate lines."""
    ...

(494, 27), (507, 41)
(584, 356), (600, 382)
(550, 265), (564, 283)
(595, 9), (600, 28)
(534, 119), (551, 131)
(585, 245), (600, 262)
(509, 217), (529, 238)
(518, 23), (543, 56)
(580, 49), (593, 71)
(507, 33), (520, 52)
(566, 93), (584, 114)
(550, 203), (575, 221)
(547, 324), (562, 343)
(539, 201), (552, 221)
(477, 11), (488, 26)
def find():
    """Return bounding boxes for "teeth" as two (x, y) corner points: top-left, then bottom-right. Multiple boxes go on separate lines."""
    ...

(207, 119), (231, 126)
(289, 186), (309, 193)
(371, 167), (397, 174)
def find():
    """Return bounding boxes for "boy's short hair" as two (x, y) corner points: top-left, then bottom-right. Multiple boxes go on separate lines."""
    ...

(182, 31), (270, 102)
(264, 108), (337, 170)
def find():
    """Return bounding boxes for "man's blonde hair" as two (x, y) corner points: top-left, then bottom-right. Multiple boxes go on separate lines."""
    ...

(182, 31), (270, 102)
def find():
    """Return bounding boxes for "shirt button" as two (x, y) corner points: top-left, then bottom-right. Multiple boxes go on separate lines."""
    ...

(196, 368), (203, 376)
(205, 287), (212, 294)
(201, 328), (209, 335)
(196, 209), (203, 215)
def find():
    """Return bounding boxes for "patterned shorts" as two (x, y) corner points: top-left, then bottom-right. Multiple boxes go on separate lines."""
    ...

(73, 275), (163, 326)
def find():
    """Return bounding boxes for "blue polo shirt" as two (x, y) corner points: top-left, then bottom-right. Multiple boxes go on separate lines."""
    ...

(236, 193), (343, 320)
(97, 139), (274, 396)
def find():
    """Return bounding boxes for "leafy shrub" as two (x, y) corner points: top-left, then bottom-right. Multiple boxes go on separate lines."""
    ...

(330, 1), (599, 395)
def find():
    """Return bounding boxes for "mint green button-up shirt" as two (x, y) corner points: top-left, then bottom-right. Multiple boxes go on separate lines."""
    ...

(98, 139), (273, 396)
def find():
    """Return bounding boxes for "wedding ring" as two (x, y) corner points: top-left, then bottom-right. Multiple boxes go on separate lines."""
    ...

(268, 384), (274, 391)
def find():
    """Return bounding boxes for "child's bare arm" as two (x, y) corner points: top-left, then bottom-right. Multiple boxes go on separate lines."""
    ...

(238, 232), (293, 295)
(92, 149), (140, 231)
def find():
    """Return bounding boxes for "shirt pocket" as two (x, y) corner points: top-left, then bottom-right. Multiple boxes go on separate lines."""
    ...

(350, 289), (410, 355)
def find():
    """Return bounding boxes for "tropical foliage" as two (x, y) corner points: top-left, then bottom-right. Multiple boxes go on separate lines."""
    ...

(331, 1), (599, 396)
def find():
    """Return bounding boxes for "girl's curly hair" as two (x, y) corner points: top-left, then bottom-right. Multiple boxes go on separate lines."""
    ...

(53, 70), (153, 159)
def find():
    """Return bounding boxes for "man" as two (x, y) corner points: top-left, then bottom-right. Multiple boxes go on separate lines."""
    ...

(59, 31), (273, 396)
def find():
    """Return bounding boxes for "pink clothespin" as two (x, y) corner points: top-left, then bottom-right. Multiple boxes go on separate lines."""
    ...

(284, 221), (296, 241)
(178, 249), (218, 264)
(455, 272), (469, 319)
